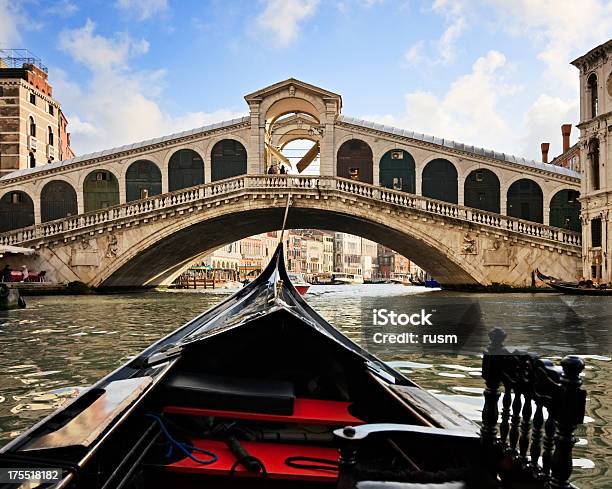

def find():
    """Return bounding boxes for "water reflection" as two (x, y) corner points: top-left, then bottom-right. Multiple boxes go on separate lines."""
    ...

(0, 286), (609, 488)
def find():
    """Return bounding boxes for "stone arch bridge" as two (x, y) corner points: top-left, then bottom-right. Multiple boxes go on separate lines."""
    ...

(0, 175), (581, 288)
(0, 79), (582, 287)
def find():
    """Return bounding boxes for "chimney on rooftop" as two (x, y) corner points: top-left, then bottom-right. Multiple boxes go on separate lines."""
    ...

(561, 124), (572, 153)
(541, 143), (550, 163)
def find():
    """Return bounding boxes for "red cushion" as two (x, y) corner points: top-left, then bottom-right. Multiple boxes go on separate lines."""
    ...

(163, 398), (362, 426)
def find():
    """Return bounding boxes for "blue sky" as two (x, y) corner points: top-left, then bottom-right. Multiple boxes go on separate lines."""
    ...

(1, 0), (611, 160)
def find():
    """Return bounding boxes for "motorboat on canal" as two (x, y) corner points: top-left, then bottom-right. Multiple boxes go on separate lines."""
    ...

(0, 238), (588, 488)
(287, 273), (310, 295)
(536, 269), (612, 296)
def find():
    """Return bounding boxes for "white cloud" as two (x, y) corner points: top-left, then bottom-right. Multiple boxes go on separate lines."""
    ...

(520, 94), (578, 159)
(366, 51), (523, 155)
(115, 0), (168, 20)
(59, 19), (149, 71)
(404, 40), (424, 63)
(256, 0), (320, 46)
(44, 0), (78, 17)
(486, 0), (612, 90)
(54, 22), (245, 155)
(0, 0), (22, 46)
(432, 0), (467, 63)
(405, 0), (468, 66)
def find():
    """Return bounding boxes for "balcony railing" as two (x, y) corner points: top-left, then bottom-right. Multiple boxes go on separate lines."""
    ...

(0, 175), (582, 249)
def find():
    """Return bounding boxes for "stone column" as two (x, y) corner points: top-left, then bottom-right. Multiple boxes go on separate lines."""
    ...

(500, 185), (507, 216)
(247, 102), (262, 175)
(457, 174), (465, 206)
(319, 101), (336, 177)
(32, 190), (41, 225)
(161, 154), (169, 193)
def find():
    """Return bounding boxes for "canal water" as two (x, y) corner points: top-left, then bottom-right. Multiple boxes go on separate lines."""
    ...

(0, 285), (609, 488)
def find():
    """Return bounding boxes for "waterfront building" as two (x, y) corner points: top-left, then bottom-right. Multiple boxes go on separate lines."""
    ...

(305, 237), (324, 279)
(240, 235), (264, 278)
(361, 238), (378, 281)
(571, 39), (612, 282)
(321, 231), (334, 273)
(334, 232), (362, 276)
(286, 232), (306, 274)
(204, 242), (241, 274)
(0, 49), (75, 177)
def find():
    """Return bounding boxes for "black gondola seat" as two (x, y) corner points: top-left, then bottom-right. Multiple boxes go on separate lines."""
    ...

(163, 372), (296, 415)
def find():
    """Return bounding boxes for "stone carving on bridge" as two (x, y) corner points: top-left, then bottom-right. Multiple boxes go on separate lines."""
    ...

(81, 236), (91, 250)
(461, 233), (478, 254)
(105, 234), (120, 258)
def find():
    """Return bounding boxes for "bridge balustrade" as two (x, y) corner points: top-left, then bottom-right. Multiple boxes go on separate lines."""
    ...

(0, 175), (581, 250)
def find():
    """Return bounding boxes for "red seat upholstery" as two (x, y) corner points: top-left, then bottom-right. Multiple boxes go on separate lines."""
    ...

(163, 398), (363, 426)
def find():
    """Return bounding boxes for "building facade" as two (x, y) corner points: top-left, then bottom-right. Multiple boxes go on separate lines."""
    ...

(572, 39), (612, 282)
(361, 238), (378, 281)
(334, 232), (362, 276)
(0, 50), (74, 178)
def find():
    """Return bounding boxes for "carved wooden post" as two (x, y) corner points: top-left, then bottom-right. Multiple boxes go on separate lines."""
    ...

(481, 328), (507, 448)
(519, 392), (533, 459)
(550, 356), (586, 489)
(499, 388), (512, 446)
(530, 403), (544, 471)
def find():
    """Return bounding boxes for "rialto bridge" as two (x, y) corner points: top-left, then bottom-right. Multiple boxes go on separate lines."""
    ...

(0, 79), (582, 287)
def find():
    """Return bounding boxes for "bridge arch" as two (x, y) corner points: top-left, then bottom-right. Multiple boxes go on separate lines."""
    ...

(96, 198), (484, 288)
(211, 139), (247, 182)
(41, 180), (78, 222)
(463, 168), (500, 213)
(83, 169), (120, 212)
(379, 149), (416, 193)
(421, 158), (458, 203)
(125, 160), (162, 202)
(167, 148), (205, 192)
(0, 190), (34, 232)
(336, 139), (373, 183)
(548, 188), (581, 231)
(506, 178), (543, 223)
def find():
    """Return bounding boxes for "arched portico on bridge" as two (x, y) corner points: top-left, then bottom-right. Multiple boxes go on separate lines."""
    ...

(83, 169), (120, 213)
(167, 149), (205, 192)
(549, 188), (581, 232)
(379, 149), (416, 193)
(336, 139), (373, 184)
(506, 178), (543, 224)
(0, 190), (34, 232)
(41, 180), (78, 222)
(125, 160), (162, 202)
(463, 168), (500, 213)
(422, 158), (458, 204)
(211, 139), (247, 181)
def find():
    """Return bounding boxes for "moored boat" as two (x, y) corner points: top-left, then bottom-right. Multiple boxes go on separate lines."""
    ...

(331, 273), (364, 285)
(536, 269), (612, 296)
(0, 243), (588, 489)
(0, 283), (26, 310)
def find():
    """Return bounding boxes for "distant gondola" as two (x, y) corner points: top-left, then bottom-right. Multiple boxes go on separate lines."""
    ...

(536, 269), (612, 296)
(0, 213), (587, 488)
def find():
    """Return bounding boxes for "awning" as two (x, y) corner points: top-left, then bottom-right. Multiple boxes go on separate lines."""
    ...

(265, 142), (291, 167)
(0, 245), (36, 257)
(296, 142), (320, 173)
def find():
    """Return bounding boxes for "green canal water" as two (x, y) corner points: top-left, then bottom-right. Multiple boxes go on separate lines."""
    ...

(0, 285), (609, 488)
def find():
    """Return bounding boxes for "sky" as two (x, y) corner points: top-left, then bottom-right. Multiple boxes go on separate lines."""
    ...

(1, 0), (611, 161)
